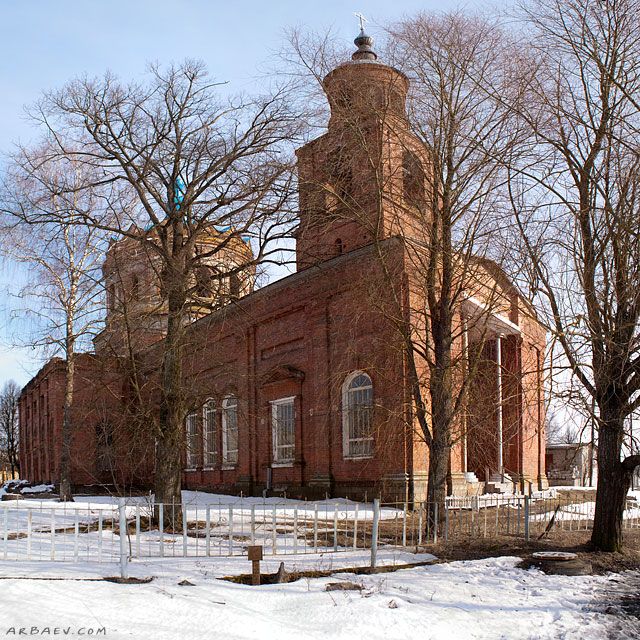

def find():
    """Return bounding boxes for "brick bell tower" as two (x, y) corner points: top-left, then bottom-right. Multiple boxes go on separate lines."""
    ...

(295, 28), (429, 269)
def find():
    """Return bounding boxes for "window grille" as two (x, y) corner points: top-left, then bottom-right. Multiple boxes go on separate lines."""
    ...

(203, 399), (217, 468)
(343, 372), (374, 458)
(185, 410), (199, 469)
(271, 397), (295, 464)
(222, 396), (239, 466)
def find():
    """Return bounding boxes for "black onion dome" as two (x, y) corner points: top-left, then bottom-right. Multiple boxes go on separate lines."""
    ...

(352, 29), (378, 61)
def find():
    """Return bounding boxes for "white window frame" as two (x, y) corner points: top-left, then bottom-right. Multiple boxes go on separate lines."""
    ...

(185, 410), (199, 470)
(342, 371), (374, 459)
(271, 396), (296, 467)
(222, 396), (239, 469)
(202, 398), (217, 469)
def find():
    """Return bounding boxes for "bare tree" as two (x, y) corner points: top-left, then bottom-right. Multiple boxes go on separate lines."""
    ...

(3, 150), (106, 501)
(504, 0), (640, 550)
(283, 15), (534, 520)
(0, 380), (20, 478)
(382, 13), (529, 517)
(14, 61), (299, 521)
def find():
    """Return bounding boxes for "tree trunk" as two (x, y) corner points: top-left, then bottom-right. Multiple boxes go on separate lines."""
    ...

(154, 269), (187, 530)
(426, 379), (453, 532)
(8, 425), (18, 478)
(591, 419), (630, 552)
(426, 431), (450, 535)
(426, 315), (454, 535)
(59, 348), (75, 502)
(425, 191), (454, 533)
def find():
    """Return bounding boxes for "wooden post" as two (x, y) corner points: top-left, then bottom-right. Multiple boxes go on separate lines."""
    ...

(248, 545), (263, 585)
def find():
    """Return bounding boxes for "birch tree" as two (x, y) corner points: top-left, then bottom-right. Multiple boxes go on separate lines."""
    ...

(14, 61), (298, 522)
(4, 151), (105, 501)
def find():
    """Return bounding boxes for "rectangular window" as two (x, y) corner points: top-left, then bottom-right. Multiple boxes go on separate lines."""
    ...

(203, 400), (217, 468)
(185, 411), (199, 470)
(222, 397), (239, 467)
(271, 397), (295, 465)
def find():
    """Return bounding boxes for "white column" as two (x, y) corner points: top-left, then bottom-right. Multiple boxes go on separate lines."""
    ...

(496, 334), (504, 480)
(462, 317), (469, 475)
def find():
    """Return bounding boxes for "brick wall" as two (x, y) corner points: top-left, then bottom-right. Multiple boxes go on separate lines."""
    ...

(18, 47), (548, 501)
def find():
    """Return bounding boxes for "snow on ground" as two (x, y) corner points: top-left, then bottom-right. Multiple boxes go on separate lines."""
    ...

(531, 501), (640, 522)
(2, 489), (638, 564)
(0, 489), (637, 638)
(0, 555), (630, 640)
(21, 483), (55, 494)
(3, 490), (404, 522)
(0, 548), (436, 580)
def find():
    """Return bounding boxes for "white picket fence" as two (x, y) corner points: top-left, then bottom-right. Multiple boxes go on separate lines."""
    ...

(2, 492), (639, 574)
(0, 497), (392, 564)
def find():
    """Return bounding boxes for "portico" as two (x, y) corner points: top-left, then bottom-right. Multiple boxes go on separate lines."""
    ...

(451, 296), (532, 495)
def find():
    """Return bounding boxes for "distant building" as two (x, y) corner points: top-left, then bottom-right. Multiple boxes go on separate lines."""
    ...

(18, 31), (549, 500)
(545, 443), (596, 487)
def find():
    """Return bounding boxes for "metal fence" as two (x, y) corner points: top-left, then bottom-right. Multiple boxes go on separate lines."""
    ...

(443, 493), (640, 541)
(0, 497), (389, 564)
(1, 492), (638, 571)
(0, 499), (121, 563)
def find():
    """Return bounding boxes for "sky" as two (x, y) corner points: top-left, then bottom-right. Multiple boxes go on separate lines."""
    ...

(0, 0), (489, 388)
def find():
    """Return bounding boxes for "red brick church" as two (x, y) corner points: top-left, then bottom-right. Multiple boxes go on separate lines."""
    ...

(19, 31), (548, 501)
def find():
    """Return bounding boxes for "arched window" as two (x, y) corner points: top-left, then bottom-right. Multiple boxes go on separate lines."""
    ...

(342, 372), (374, 459)
(185, 410), (199, 470)
(195, 265), (217, 298)
(222, 396), (239, 467)
(402, 150), (425, 206)
(202, 399), (217, 468)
